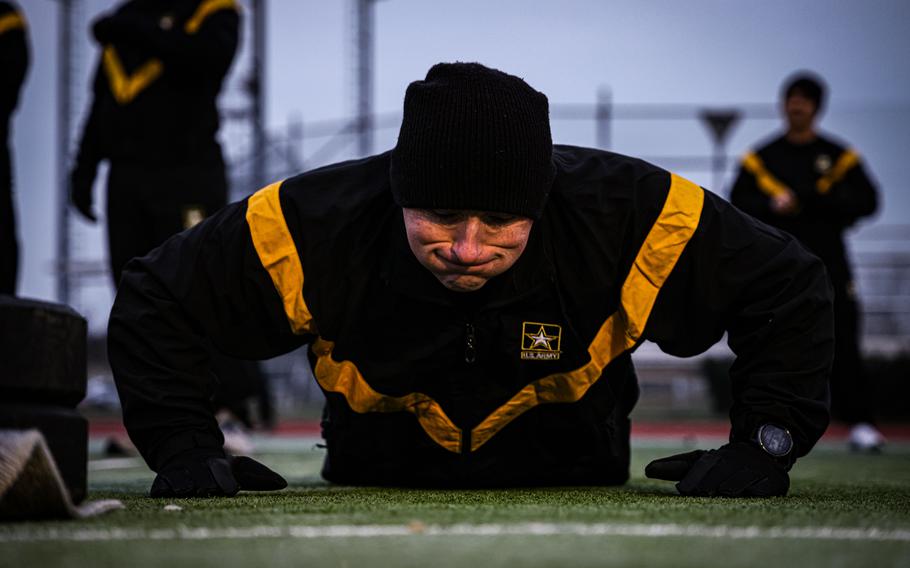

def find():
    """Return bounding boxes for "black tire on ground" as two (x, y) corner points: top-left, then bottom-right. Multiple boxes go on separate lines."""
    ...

(0, 403), (88, 504)
(0, 295), (87, 407)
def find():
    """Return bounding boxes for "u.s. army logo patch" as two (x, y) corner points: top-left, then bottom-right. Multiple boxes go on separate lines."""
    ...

(521, 321), (562, 360)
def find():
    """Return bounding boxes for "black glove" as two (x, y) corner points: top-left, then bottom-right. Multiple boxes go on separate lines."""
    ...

(645, 442), (790, 497)
(92, 12), (159, 45)
(149, 449), (288, 498)
(69, 167), (97, 222)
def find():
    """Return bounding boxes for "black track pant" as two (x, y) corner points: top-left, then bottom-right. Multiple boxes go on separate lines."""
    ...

(0, 146), (16, 295)
(105, 159), (227, 286)
(829, 279), (876, 425)
(0, 187), (16, 295)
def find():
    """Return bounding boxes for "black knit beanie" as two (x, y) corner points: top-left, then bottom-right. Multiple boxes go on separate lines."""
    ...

(390, 62), (556, 220)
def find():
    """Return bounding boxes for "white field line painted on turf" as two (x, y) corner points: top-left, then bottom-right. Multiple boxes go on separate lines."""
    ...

(2, 523), (909, 543)
(88, 458), (146, 471)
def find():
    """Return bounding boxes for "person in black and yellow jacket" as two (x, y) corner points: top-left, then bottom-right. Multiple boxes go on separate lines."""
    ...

(70, 0), (239, 285)
(0, 0), (28, 294)
(109, 63), (834, 499)
(730, 72), (881, 452)
(71, 0), (268, 454)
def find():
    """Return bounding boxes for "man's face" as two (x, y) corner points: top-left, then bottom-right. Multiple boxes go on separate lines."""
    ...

(402, 208), (534, 292)
(784, 92), (818, 132)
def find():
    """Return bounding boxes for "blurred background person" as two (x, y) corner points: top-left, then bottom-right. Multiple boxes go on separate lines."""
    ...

(69, 0), (239, 285)
(69, 0), (268, 451)
(0, 0), (28, 295)
(729, 71), (882, 452)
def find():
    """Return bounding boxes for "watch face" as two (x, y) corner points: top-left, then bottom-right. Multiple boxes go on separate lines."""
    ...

(758, 424), (793, 457)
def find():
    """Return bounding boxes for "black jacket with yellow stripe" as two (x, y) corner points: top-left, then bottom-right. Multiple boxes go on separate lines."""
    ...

(729, 134), (878, 286)
(72, 0), (238, 183)
(1, 0), (28, 179)
(109, 145), (833, 486)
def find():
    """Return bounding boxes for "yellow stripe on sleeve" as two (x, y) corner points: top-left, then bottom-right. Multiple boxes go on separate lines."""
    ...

(0, 11), (25, 35)
(741, 152), (792, 199)
(245, 181), (316, 335)
(184, 0), (237, 34)
(816, 149), (860, 194)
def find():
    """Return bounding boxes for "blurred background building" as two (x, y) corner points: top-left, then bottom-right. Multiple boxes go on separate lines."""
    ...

(11, 0), (910, 418)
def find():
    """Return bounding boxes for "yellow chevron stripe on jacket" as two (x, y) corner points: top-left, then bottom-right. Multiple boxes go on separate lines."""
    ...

(101, 0), (236, 105)
(245, 181), (317, 335)
(102, 46), (164, 105)
(0, 10), (25, 35)
(741, 152), (791, 199)
(311, 339), (463, 453)
(816, 149), (859, 194)
(244, 174), (704, 454)
(469, 173), (704, 451)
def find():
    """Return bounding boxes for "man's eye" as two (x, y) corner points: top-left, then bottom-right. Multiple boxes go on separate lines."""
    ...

(480, 214), (518, 226)
(428, 210), (462, 222)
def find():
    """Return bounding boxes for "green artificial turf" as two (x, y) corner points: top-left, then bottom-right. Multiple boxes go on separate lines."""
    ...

(1, 440), (908, 568)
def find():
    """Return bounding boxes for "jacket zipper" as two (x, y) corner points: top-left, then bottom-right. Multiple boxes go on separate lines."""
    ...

(464, 322), (477, 364)
(462, 322), (477, 457)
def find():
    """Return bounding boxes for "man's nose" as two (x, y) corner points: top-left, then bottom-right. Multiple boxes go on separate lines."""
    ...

(451, 218), (485, 264)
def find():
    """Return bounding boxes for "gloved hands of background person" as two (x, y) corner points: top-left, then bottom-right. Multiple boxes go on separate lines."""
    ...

(69, 166), (97, 223)
(92, 11), (164, 46)
(149, 448), (288, 498)
(770, 189), (800, 216)
(644, 442), (790, 497)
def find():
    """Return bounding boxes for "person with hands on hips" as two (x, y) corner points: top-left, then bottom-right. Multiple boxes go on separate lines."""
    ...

(71, 0), (276, 482)
(730, 72), (881, 453)
(109, 62), (833, 498)
(70, 0), (238, 285)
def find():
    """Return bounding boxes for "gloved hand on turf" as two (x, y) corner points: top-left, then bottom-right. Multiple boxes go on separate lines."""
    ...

(644, 442), (789, 497)
(149, 449), (287, 498)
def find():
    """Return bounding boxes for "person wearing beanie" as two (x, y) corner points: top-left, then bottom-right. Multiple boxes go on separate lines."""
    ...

(70, 0), (240, 286)
(108, 62), (832, 499)
(730, 71), (881, 452)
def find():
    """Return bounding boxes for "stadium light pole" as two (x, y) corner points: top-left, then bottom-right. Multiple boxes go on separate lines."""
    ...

(354, 0), (382, 158)
(595, 87), (612, 150)
(251, 0), (267, 188)
(699, 109), (741, 195)
(56, 0), (76, 305)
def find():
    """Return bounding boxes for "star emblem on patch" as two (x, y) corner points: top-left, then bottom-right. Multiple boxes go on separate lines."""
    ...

(521, 321), (562, 360)
(525, 326), (558, 350)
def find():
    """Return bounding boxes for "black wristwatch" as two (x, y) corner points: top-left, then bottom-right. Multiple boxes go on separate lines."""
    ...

(752, 423), (794, 467)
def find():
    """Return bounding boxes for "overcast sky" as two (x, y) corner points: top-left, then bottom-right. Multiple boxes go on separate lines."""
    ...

(10, 0), (910, 323)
